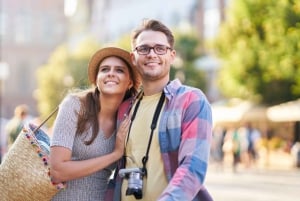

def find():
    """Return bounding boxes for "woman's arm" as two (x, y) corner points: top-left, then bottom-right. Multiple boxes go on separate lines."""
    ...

(50, 116), (130, 183)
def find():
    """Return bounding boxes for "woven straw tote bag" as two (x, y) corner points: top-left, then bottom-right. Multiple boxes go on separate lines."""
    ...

(0, 125), (65, 201)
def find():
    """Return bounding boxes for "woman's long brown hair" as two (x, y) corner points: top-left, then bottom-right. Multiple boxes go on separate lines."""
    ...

(76, 87), (100, 145)
(75, 84), (139, 145)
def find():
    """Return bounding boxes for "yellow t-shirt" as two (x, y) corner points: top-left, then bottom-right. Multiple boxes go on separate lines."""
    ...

(121, 93), (168, 201)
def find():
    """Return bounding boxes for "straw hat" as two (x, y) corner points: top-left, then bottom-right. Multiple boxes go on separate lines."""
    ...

(0, 126), (65, 201)
(88, 47), (140, 90)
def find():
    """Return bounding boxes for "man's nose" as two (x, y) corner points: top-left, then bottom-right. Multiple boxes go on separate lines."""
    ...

(147, 48), (157, 56)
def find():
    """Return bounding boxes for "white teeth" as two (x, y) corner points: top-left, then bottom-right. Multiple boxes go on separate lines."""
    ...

(105, 81), (117, 84)
(146, 61), (159, 65)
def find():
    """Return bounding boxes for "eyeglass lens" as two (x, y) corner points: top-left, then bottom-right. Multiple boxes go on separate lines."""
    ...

(136, 45), (170, 55)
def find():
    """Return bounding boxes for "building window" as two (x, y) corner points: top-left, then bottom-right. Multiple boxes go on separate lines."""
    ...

(18, 63), (30, 95)
(14, 10), (31, 44)
(0, 12), (8, 43)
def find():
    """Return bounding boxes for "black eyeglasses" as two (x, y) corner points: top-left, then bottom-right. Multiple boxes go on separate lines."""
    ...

(134, 45), (172, 55)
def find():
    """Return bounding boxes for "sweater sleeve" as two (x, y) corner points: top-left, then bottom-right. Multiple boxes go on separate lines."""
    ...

(50, 95), (81, 150)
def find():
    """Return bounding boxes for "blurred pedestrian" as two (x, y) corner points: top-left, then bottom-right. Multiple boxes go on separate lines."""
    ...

(236, 125), (251, 168)
(222, 127), (240, 171)
(0, 117), (8, 163)
(291, 142), (300, 168)
(211, 126), (226, 170)
(5, 104), (29, 148)
(232, 129), (241, 172)
(246, 123), (261, 166)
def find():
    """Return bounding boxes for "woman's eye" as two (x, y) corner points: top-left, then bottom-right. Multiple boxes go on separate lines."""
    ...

(100, 67), (109, 72)
(116, 68), (125, 73)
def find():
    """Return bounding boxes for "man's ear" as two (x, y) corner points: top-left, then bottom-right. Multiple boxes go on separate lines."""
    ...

(130, 52), (137, 66)
(170, 49), (177, 65)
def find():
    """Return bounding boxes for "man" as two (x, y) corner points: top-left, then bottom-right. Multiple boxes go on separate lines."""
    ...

(106, 19), (213, 201)
(5, 104), (29, 147)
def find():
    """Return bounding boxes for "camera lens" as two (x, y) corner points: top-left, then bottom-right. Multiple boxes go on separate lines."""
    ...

(126, 172), (143, 199)
(126, 188), (143, 199)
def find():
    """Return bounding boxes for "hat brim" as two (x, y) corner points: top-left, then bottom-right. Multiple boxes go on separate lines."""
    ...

(88, 47), (136, 85)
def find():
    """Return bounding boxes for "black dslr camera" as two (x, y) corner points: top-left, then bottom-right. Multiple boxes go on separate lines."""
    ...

(119, 167), (145, 199)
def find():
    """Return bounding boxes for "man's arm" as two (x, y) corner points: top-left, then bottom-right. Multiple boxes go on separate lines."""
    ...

(158, 91), (213, 201)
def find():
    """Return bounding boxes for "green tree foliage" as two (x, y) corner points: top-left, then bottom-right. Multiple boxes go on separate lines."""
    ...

(35, 38), (100, 126)
(115, 34), (132, 51)
(214, 0), (300, 105)
(173, 30), (207, 91)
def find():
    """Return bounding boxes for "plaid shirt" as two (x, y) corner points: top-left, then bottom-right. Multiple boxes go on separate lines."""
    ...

(105, 79), (213, 201)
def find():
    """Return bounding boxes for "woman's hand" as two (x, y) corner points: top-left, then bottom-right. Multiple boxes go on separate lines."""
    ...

(114, 115), (131, 156)
(50, 116), (131, 182)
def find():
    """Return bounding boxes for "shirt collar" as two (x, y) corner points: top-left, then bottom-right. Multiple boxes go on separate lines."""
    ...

(164, 79), (182, 100)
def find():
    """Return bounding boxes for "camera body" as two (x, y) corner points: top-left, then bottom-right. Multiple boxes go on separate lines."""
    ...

(119, 167), (145, 199)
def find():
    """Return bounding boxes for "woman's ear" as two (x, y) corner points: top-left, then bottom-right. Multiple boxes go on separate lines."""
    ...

(128, 80), (133, 90)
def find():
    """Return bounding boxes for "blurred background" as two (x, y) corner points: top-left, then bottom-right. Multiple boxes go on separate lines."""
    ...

(0, 0), (300, 200)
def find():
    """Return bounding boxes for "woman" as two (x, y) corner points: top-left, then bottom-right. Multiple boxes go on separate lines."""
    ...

(50, 47), (140, 201)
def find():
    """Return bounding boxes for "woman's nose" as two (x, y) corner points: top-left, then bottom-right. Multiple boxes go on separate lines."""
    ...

(107, 68), (115, 76)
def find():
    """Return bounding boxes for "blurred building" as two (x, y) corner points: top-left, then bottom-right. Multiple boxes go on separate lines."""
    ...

(87, 0), (229, 46)
(0, 0), (67, 117)
(0, 0), (228, 118)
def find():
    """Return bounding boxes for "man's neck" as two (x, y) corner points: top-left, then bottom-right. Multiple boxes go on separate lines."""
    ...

(142, 78), (169, 96)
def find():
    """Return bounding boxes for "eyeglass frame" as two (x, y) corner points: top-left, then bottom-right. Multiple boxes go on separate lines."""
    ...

(134, 44), (172, 55)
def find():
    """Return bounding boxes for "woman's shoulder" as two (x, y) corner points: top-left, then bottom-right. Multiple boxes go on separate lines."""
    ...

(62, 88), (91, 103)
(59, 93), (82, 112)
(62, 93), (80, 104)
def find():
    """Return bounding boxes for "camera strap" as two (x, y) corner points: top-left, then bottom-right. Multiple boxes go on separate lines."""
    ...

(126, 91), (165, 177)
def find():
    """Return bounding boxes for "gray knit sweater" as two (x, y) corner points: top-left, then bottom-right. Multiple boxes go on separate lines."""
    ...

(51, 95), (116, 201)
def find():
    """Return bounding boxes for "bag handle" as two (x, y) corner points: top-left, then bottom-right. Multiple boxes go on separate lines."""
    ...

(32, 107), (59, 134)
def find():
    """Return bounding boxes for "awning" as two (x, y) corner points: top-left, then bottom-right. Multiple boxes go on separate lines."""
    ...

(212, 99), (252, 124)
(212, 99), (268, 125)
(267, 99), (300, 122)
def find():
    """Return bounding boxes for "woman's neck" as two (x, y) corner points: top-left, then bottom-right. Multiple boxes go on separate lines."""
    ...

(99, 94), (122, 118)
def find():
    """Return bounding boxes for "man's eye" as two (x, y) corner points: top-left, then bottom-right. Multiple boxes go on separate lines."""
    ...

(156, 46), (165, 51)
(139, 46), (149, 52)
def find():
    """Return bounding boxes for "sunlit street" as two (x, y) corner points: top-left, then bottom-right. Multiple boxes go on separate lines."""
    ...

(206, 163), (300, 201)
